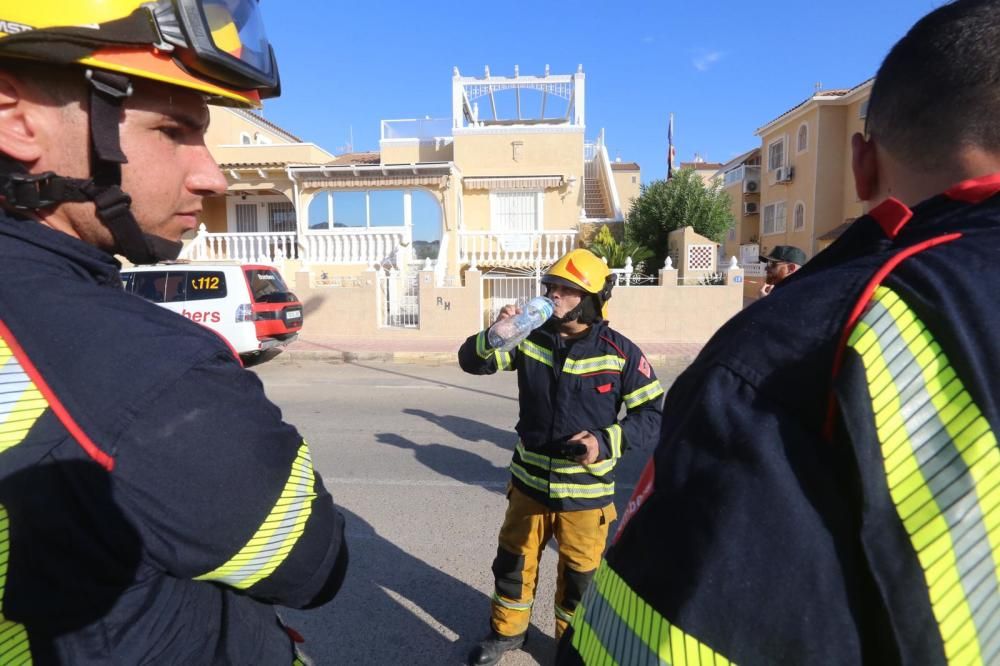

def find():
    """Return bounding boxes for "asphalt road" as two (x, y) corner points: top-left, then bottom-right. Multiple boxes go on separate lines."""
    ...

(250, 358), (678, 665)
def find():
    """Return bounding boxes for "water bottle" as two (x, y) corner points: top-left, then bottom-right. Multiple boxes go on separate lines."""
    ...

(488, 296), (555, 352)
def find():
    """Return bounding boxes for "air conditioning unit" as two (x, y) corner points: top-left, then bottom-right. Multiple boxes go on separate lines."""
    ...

(744, 202), (759, 215)
(743, 177), (760, 193)
(776, 166), (795, 183)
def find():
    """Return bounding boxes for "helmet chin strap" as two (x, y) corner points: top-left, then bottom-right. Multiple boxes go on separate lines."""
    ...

(0, 69), (182, 264)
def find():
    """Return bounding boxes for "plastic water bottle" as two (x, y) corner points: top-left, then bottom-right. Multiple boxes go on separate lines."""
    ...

(488, 296), (555, 352)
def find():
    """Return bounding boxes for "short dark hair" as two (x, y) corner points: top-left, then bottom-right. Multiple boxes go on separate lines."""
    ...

(866, 0), (1000, 170)
(0, 57), (85, 107)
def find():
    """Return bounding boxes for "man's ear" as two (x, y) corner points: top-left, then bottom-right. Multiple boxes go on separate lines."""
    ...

(851, 132), (878, 202)
(0, 71), (44, 164)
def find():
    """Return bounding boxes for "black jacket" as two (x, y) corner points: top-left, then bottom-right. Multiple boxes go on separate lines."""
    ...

(459, 319), (663, 511)
(0, 213), (347, 664)
(558, 175), (1000, 665)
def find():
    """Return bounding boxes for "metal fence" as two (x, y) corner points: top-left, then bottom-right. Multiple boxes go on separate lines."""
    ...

(481, 270), (543, 328)
(377, 268), (420, 328)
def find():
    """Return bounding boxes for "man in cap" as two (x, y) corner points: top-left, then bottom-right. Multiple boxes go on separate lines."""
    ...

(759, 244), (807, 296)
(0, 2), (347, 663)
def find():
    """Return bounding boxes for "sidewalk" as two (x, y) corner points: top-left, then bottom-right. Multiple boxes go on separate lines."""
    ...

(279, 335), (704, 374)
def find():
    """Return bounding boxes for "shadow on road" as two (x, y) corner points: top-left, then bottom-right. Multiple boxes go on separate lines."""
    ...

(279, 507), (548, 665)
(348, 361), (518, 402)
(376, 432), (509, 495)
(401, 408), (515, 450)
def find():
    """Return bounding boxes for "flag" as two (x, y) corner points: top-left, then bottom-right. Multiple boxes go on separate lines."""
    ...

(667, 113), (676, 180)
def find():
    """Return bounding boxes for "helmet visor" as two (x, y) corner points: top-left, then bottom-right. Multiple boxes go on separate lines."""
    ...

(165, 0), (279, 95)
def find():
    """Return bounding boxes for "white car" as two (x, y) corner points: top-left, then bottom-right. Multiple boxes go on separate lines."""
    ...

(121, 262), (303, 356)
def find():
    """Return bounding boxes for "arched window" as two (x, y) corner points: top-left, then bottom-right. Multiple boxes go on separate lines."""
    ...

(797, 124), (808, 153)
(794, 202), (805, 230)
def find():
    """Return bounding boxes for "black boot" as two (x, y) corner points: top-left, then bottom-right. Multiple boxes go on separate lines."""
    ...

(467, 630), (527, 666)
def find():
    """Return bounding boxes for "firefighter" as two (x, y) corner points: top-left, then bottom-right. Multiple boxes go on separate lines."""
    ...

(557, 1), (1000, 663)
(0, 2), (347, 663)
(459, 249), (663, 665)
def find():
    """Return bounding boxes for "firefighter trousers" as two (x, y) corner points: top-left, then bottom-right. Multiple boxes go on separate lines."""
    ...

(489, 485), (616, 639)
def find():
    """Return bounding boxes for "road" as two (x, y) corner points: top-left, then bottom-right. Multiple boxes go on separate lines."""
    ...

(251, 357), (678, 665)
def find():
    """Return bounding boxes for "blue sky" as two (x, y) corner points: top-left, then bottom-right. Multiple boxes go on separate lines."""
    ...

(259, 0), (943, 184)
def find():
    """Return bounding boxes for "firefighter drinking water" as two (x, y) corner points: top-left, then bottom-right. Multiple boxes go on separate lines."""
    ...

(459, 249), (663, 665)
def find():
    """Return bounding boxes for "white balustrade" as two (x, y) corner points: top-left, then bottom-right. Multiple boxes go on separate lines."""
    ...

(301, 229), (407, 265)
(183, 225), (298, 264)
(458, 231), (577, 268)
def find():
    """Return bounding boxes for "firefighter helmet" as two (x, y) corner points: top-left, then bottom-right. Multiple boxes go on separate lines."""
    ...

(0, 0), (280, 108)
(0, 1), (281, 264)
(541, 249), (614, 323)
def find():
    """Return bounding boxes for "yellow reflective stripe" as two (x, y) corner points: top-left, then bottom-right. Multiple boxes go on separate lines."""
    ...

(195, 442), (317, 590)
(519, 340), (553, 368)
(562, 355), (625, 375)
(511, 460), (614, 499)
(571, 560), (732, 665)
(624, 379), (664, 409)
(849, 286), (1000, 665)
(548, 480), (614, 500)
(0, 341), (47, 454)
(515, 441), (552, 469)
(510, 461), (548, 493)
(0, 507), (32, 665)
(552, 457), (616, 476)
(555, 604), (575, 622)
(518, 440), (616, 476)
(492, 592), (533, 610)
(475, 330), (491, 359)
(605, 424), (623, 459)
(476, 331), (514, 370)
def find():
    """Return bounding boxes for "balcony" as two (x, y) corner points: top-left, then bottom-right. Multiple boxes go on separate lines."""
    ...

(181, 224), (411, 267)
(458, 230), (577, 269)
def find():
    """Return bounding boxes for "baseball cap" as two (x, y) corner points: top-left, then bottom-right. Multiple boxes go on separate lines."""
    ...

(760, 245), (807, 266)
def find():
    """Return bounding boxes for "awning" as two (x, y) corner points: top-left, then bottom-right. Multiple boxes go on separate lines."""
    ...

(463, 175), (564, 190)
(298, 175), (448, 189)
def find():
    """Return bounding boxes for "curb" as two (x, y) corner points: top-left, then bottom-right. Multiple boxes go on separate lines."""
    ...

(275, 348), (698, 370)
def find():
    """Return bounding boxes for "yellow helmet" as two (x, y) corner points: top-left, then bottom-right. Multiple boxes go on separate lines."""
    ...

(542, 249), (614, 322)
(542, 248), (611, 294)
(0, 0), (281, 108)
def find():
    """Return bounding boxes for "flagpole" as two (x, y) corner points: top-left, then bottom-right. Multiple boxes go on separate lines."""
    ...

(667, 113), (675, 180)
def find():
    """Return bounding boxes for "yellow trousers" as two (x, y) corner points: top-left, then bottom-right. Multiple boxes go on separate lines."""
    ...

(489, 485), (616, 639)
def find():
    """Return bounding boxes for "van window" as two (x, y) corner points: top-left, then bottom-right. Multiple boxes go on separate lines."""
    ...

(163, 273), (188, 303)
(245, 269), (291, 303)
(184, 271), (227, 301)
(131, 271), (168, 302)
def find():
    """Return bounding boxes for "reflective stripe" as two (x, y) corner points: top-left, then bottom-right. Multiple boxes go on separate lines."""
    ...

(195, 442), (317, 589)
(624, 380), (664, 409)
(549, 480), (614, 500)
(555, 604), (575, 623)
(476, 331), (513, 370)
(571, 560), (732, 665)
(605, 424), (623, 460)
(848, 286), (1000, 665)
(0, 343), (47, 454)
(493, 591), (533, 610)
(0, 507), (32, 665)
(516, 440), (616, 476)
(520, 340), (553, 368)
(563, 355), (626, 375)
(510, 460), (614, 500)
(510, 461), (549, 494)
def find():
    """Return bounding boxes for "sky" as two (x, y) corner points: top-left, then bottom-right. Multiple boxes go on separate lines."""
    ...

(258, 0), (945, 188)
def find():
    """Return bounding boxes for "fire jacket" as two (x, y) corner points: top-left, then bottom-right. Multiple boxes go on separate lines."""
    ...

(459, 319), (663, 511)
(558, 174), (1000, 664)
(0, 212), (348, 664)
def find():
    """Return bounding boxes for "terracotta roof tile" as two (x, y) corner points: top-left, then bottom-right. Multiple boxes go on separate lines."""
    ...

(328, 151), (381, 166)
(610, 162), (640, 171)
